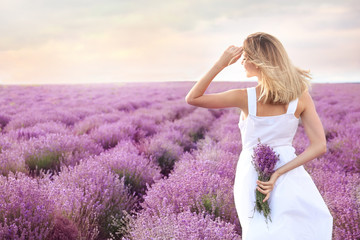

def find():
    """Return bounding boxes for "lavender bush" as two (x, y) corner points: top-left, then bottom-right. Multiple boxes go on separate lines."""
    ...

(73, 112), (124, 135)
(204, 109), (242, 155)
(0, 82), (359, 239)
(0, 136), (27, 175)
(142, 115), (241, 233)
(0, 113), (11, 129)
(47, 158), (137, 239)
(0, 172), (56, 239)
(21, 133), (102, 176)
(94, 139), (161, 197)
(140, 108), (217, 176)
(174, 136), (238, 183)
(126, 203), (241, 240)
(7, 121), (70, 140)
(89, 119), (138, 150)
(142, 164), (236, 223)
(141, 129), (187, 176)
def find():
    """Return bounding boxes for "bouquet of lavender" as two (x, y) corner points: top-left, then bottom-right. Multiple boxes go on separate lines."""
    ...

(251, 138), (280, 224)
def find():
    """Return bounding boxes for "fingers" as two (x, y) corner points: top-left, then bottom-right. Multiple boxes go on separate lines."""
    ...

(263, 193), (270, 202)
(257, 184), (271, 190)
(228, 54), (242, 66)
(257, 180), (273, 188)
(228, 45), (242, 49)
(256, 187), (271, 203)
(256, 176), (277, 203)
(256, 186), (271, 194)
(257, 180), (267, 184)
(222, 45), (243, 66)
(256, 180), (273, 195)
(227, 45), (243, 53)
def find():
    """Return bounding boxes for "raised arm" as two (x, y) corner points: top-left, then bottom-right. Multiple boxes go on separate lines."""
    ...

(274, 90), (327, 177)
(185, 46), (245, 109)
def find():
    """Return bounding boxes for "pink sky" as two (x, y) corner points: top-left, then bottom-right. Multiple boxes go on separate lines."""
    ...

(0, 0), (359, 84)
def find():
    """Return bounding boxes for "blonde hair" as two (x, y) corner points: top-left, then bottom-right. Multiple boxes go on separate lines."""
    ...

(243, 32), (312, 104)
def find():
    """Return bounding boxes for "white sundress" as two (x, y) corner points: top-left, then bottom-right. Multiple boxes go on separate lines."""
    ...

(233, 87), (333, 240)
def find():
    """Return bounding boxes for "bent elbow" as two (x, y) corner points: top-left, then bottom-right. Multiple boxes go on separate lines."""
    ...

(185, 96), (194, 105)
(310, 141), (327, 158)
(319, 142), (327, 155)
(185, 97), (191, 105)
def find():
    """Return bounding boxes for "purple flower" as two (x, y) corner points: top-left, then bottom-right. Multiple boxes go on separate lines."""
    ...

(126, 203), (241, 240)
(0, 81), (359, 239)
(0, 172), (56, 239)
(251, 138), (280, 224)
(93, 139), (161, 197)
(47, 158), (137, 239)
(252, 139), (280, 180)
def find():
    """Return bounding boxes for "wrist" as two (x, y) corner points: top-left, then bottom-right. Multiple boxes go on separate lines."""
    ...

(214, 60), (227, 70)
(273, 170), (282, 179)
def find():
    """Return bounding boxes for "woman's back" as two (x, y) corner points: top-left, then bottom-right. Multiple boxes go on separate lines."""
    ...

(241, 85), (304, 121)
(239, 86), (300, 151)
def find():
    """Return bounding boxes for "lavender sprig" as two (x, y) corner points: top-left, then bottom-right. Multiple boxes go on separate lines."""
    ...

(251, 138), (280, 225)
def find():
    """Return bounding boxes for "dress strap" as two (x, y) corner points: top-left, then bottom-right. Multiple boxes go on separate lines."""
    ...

(286, 98), (299, 114)
(247, 87), (257, 116)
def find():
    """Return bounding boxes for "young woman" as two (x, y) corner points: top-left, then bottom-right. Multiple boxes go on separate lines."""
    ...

(185, 32), (333, 239)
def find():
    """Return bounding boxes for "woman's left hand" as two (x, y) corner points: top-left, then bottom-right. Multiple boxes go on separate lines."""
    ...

(217, 45), (243, 68)
(256, 172), (281, 202)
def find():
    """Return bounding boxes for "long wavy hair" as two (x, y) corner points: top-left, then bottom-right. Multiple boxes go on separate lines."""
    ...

(243, 32), (312, 104)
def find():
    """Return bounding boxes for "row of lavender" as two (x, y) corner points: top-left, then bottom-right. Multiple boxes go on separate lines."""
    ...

(0, 82), (230, 239)
(0, 82), (359, 239)
(126, 110), (243, 239)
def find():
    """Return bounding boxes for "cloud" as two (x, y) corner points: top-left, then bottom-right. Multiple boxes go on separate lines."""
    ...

(0, 0), (359, 84)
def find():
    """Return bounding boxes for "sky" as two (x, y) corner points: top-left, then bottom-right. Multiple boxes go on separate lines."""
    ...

(0, 0), (359, 85)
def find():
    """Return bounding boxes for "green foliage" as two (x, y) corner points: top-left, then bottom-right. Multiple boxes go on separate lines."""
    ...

(103, 136), (119, 150)
(253, 178), (272, 225)
(190, 193), (223, 220)
(113, 169), (144, 196)
(189, 127), (205, 142)
(25, 150), (63, 175)
(201, 194), (221, 218)
(157, 150), (177, 177)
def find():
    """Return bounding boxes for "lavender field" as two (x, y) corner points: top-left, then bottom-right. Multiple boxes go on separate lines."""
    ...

(0, 82), (359, 240)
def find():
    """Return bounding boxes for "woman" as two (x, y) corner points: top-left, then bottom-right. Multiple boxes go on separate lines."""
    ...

(185, 32), (333, 239)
